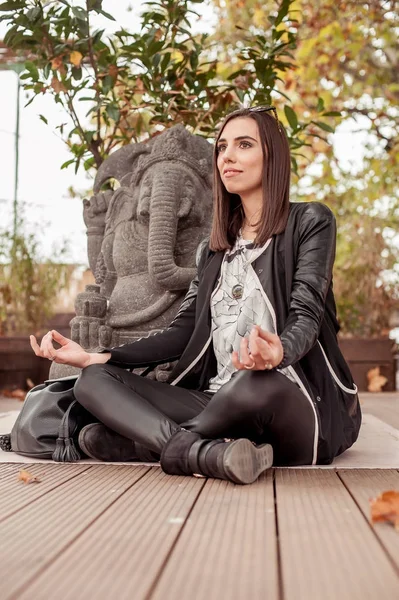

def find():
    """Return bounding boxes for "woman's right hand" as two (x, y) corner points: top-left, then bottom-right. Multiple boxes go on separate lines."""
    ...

(30, 330), (92, 369)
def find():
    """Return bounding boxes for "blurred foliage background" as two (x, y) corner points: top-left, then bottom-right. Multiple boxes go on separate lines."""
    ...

(0, 0), (398, 337)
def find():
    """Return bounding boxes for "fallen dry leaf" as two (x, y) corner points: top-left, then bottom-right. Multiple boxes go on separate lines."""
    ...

(370, 490), (399, 530)
(1, 388), (26, 400)
(367, 366), (387, 393)
(18, 469), (41, 484)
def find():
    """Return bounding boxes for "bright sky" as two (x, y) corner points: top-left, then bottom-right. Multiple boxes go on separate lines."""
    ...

(0, 0), (365, 265)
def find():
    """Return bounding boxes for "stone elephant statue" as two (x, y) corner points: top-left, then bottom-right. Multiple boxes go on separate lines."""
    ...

(70, 125), (214, 352)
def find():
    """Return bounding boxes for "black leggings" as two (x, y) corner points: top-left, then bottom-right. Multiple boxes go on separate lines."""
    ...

(74, 363), (316, 466)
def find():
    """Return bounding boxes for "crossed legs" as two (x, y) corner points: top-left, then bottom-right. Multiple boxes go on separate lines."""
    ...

(74, 363), (315, 465)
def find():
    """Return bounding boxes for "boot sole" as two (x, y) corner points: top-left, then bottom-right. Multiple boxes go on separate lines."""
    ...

(223, 439), (273, 484)
(78, 423), (103, 461)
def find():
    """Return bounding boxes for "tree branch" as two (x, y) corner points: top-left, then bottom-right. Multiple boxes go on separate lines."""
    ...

(66, 91), (103, 167)
(86, 1), (102, 152)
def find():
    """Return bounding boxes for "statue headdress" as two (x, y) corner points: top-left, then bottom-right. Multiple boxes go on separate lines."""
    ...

(132, 125), (213, 186)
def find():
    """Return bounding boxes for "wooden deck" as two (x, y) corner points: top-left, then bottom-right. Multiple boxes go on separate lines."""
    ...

(1, 394), (399, 600)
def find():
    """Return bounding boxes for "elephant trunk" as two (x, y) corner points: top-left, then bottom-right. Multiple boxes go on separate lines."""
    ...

(148, 172), (196, 290)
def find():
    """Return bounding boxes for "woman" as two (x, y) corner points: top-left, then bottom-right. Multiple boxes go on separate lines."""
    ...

(31, 106), (361, 484)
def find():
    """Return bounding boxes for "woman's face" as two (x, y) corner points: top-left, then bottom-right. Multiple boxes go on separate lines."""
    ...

(216, 117), (264, 197)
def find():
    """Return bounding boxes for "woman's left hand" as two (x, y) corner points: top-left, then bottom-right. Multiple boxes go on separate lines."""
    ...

(231, 326), (284, 371)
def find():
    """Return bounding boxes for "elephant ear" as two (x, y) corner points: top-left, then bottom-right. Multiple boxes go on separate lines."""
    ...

(105, 186), (138, 231)
(177, 196), (192, 219)
(93, 140), (154, 193)
(198, 158), (213, 188)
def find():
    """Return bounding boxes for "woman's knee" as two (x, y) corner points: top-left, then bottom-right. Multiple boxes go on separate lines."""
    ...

(74, 363), (111, 401)
(220, 370), (281, 415)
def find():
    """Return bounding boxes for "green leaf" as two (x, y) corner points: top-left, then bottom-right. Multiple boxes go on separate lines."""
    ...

(284, 105), (298, 130)
(102, 75), (114, 94)
(316, 97), (325, 113)
(88, 0), (102, 10)
(0, 1), (26, 11)
(3, 24), (18, 46)
(61, 159), (75, 170)
(314, 120), (334, 133)
(26, 5), (40, 21)
(71, 67), (82, 81)
(275, 0), (290, 26)
(92, 29), (105, 44)
(97, 8), (116, 21)
(160, 51), (171, 71)
(189, 52), (198, 71)
(322, 111), (342, 117)
(72, 6), (87, 21)
(106, 104), (120, 121)
(39, 114), (48, 125)
(24, 95), (36, 108)
(25, 61), (40, 80)
(84, 156), (95, 170)
(43, 63), (51, 79)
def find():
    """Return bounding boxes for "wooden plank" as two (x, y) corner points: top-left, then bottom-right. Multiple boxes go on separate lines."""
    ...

(0, 463), (21, 481)
(276, 469), (399, 600)
(0, 463), (92, 522)
(16, 467), (204, 600)
(339, 469), (399, 571)
(0, 464), (150, 599)
(151, 470), (278, 600)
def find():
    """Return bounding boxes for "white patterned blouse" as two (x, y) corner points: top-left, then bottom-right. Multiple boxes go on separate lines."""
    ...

(207, 233), (300, 394)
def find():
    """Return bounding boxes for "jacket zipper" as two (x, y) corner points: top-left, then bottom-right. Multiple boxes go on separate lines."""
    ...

(255, 271), (319, 465)
(169, 257), (226, 388)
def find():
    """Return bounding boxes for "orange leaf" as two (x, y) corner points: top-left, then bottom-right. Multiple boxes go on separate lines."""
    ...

(18, 469), (41, 484)
(135, 76), (144, 93)
(108, 64), (118, 80)
(370, 490), (399, 530)
(10, 389), (26, 401)
(51, 56), (63, 70)
(70, 51), (83, 68)
(51, 76), (66, 94)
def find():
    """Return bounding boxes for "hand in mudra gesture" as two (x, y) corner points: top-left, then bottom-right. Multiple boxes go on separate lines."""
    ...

(30, 330), (92, 369)
(231, 325), (284, 371)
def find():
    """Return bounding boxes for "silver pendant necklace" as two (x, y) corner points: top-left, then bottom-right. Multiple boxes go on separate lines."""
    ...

(231, 234), (257, 300)
(232, 283), (244, 300)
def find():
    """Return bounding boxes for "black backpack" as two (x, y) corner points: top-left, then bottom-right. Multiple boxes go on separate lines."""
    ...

(0, 376), (94, 461)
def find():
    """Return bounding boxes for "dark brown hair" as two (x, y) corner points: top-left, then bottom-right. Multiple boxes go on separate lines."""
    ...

(209, 108), (291, 251)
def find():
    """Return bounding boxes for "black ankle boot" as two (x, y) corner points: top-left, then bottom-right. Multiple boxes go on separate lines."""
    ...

(161, 430), (273, 485)
(197, 438), (273, 484)
(78, 423), (158, 462)
(160, 430), (203, 475)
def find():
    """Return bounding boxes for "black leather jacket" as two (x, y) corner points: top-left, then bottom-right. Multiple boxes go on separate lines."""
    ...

(107, 202), (362, 464)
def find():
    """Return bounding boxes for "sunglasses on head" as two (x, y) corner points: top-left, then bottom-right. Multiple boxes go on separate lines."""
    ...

(227, 105), (282, 132)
